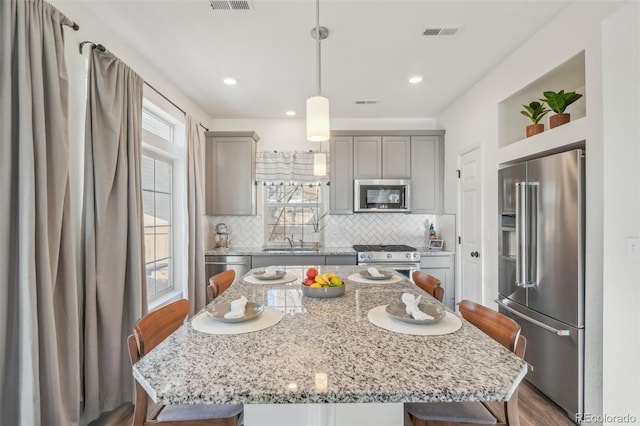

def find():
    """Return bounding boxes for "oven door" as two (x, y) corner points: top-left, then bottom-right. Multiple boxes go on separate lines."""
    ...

(358, 262), (420, 282)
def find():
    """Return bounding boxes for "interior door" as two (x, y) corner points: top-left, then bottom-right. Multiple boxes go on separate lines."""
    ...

(459, 147), (482, 305)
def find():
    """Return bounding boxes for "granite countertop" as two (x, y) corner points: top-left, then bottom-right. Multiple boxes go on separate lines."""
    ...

(133, 265), (526, 406)
(205, 247), (454, 256)
(205, 246), (357, 256)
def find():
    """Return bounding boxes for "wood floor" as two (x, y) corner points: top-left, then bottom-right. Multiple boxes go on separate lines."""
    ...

(90, 381), (575, 426)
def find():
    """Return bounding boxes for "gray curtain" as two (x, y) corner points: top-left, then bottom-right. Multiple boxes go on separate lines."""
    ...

(186, 116), (207, 316)
(81, 47), (147, 421)
(0, 1), (80, 424)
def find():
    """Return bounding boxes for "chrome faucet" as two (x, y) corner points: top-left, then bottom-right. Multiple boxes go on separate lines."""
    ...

(284, 236), (293, 248)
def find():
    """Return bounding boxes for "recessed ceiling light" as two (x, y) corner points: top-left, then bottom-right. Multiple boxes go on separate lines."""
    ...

(409, 75), (423, 84)
(223, 77), (237, 85)
(286, 111), (297, 116)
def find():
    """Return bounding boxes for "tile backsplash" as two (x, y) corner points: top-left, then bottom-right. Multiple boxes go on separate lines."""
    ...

(206, 213), (456, 252)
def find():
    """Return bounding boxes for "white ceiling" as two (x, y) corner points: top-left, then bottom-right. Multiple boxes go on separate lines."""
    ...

(72, 0), (572, 120)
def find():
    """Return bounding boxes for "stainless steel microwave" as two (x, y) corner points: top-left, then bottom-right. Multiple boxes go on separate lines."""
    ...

(354, 179), (411, 213)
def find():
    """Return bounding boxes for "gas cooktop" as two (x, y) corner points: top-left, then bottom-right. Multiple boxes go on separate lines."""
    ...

(352, 244), (416, 252)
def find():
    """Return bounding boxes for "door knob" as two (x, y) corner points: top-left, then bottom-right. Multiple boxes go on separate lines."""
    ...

(470, 251), (480, 258)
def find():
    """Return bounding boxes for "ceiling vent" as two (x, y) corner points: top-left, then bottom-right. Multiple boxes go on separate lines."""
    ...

(210, 1), (254, 11)
(355, 100), (379, 105)
(423, 26), (463, 37)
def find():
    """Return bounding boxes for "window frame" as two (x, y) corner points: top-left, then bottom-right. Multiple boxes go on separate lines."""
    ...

(141, 99), (186, 310)
(262, 183), (324, 247)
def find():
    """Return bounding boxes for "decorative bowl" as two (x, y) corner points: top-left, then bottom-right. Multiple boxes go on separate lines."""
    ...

(252, 269), (287, 280)
(385, 302), (446, 325)
(206, 302), (264, 323)
(301, 283), (345, 298)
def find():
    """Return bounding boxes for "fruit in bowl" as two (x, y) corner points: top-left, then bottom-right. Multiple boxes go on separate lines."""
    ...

(302, 269), (343, 287)
(302, 269), (345, 298)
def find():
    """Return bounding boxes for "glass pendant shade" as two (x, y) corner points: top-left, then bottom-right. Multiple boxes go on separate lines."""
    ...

(313, 152), (327, 176)
(306, 95), (330, 142)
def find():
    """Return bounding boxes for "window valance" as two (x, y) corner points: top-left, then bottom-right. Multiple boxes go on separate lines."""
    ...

(256, 151), (330, 182)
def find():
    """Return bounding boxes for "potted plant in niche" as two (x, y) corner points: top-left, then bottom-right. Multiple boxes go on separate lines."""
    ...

(540, 90), (583, 128)
(520, 101), (550, 137)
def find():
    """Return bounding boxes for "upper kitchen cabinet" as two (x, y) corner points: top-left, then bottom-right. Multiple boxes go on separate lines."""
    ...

(330, 136), (354, 214)
(353, 135), (411, 179)
(330, 130), (444, 215)
(205, 131), (259, 215)
(411, 135), (444, 214)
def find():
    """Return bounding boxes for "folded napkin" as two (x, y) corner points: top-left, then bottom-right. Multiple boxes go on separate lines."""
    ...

(224, 296), (248, 319)
(367, 267), (383, 278)
(401, 293), (433, 320)
(263, 266), (277, 277)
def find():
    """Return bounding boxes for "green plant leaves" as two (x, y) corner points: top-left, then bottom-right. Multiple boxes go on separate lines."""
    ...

(540, 90), (583, 113)
(520, 101), (549, 124)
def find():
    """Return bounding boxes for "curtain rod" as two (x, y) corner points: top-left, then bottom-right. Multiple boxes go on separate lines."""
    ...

(144, 81), (210, 132)
(64, 21), (79, 31)
(78, 41), (210, 132)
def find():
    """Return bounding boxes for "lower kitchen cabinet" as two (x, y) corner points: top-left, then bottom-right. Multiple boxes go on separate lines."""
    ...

(251, 255), (326, 268)
(420, 254), (455, 310)
(325, 255), (357, 265)
(251, 254), (357, 268)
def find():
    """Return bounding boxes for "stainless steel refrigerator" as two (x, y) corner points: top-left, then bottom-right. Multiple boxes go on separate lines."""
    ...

(497, 148), (585, 420)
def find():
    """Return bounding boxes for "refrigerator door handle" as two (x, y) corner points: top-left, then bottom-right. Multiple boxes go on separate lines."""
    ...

(515, 182), (537, 288)
(495, 299), (571, 336)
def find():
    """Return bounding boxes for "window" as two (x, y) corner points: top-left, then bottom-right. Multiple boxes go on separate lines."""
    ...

(141, 104), (185, 307)
(263, 183), (323, 246)
(142, 153), (173, 300)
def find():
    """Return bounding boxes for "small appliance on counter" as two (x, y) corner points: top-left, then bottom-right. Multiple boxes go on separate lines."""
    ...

(213, 222), (230, 248)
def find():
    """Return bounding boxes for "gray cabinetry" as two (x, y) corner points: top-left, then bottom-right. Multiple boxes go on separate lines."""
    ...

(251, 255), (325, 268)
(411, 135), (444, 214)
(205, 131), (259, 215)
(251, 254), (357, 268)
(420, 254), (455, 310)
(353, 136), (382, 179)
(382, 136), (411, 178)
(325, 254), (357, 265)
(330, 130), (444, 215)
(353, 136), (410, 179)
(330, 136), (354, 214)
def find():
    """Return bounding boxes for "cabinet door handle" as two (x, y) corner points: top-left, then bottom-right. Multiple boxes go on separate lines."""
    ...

(470, 251), (479, 258)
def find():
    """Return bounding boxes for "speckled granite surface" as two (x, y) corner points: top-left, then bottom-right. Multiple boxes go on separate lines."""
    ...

(205, 246), (454, 257)
(133, 266), (526, 406)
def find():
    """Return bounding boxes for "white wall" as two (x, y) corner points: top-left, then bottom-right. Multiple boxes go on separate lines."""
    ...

(601, 1), (640, 421)
(51, 0), (213, 129)
(437, 0), (629, 420)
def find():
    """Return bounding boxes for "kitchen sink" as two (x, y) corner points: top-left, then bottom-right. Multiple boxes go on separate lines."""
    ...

(261, 247), (319, 252)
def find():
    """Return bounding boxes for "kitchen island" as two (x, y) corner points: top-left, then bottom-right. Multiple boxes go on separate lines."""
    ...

(132, 265), (526, 426)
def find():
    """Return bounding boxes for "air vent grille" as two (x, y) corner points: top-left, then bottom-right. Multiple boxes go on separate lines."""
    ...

(210, 1), (253, 11)
(423, 26), (463, 36)
(355, 100), (378, 105)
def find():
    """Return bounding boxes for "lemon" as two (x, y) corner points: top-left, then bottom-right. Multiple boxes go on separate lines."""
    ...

(310, 283), (322, 288)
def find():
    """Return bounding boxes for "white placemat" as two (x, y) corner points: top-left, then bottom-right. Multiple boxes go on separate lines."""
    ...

(348, 273), (403, 285)
(243, 273), (298, 285)
(367, 305), (462, 336)
(191, 307), (284, 335)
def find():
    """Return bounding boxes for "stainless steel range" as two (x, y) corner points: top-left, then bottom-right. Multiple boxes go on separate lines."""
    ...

(353, 244), (420, 281)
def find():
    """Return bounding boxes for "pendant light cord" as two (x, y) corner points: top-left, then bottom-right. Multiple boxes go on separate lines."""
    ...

(315, 0), (321, 96)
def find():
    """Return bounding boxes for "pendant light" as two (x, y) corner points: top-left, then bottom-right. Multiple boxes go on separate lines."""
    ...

(306, 0), (330, 142)
(313, 152), (327, 176)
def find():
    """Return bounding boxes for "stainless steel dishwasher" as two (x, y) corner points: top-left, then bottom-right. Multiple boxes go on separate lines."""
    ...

(204, 255), (251, 290)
